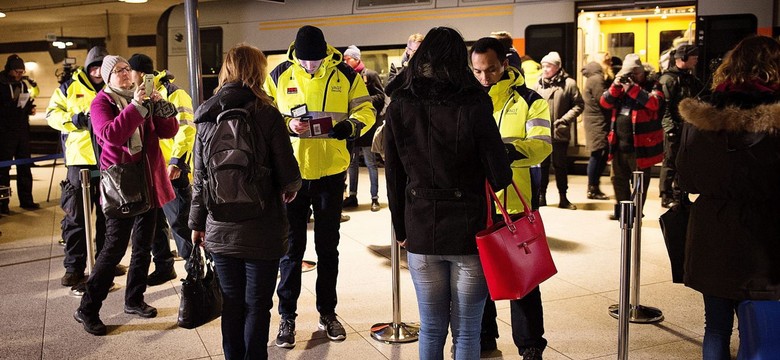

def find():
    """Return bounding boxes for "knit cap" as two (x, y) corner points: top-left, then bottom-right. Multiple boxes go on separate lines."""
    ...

(295, 25), (328, 60)
(674, 44), (699, 59)
(617, 53), (642, 77)
(100, 55), (127, 84)
(128, 53), (155, 74)
(5, 54), (25, 72)
(344, 45), (361, 61)
(84, 46), (108, 69)
(540, 51), (561, 67)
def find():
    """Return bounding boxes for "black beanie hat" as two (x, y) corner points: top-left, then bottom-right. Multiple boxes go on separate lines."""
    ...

(5, 54), (25, 72)
(674, 44), (699, 59)
(128, 53), (155, 74)
(295, 25), (328, 61)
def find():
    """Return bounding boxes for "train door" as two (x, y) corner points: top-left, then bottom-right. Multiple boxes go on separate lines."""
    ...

(574, 2), (696, 151)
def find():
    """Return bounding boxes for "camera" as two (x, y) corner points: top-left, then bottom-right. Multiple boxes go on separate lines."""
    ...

(57, 57), (77, 84)
(143, 74), (155, 99)
(618, 76), (632, 84)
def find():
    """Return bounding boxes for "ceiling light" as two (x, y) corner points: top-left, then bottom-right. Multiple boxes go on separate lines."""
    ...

(0, 12), (6, 18)
(119, 0), (148, 3)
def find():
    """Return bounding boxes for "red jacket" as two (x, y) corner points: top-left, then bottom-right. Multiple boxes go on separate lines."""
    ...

(600, 80), (664, 169)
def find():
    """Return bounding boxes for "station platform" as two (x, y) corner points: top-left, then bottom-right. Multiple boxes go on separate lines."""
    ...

(0, 163), (738, 359)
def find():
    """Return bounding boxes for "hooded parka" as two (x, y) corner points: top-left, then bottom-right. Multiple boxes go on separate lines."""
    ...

(581, 62), (612, 152)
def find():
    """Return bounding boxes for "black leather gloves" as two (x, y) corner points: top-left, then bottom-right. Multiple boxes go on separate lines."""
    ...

(329, 120), (355, 140)
(72, 112), (90, 129)
(153, 100), (178, 118)
(504, 143), (525, 161)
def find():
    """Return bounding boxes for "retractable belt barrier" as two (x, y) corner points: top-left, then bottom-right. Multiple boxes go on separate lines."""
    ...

(610, 171), (665, 359)
(0, 153), (63, 168)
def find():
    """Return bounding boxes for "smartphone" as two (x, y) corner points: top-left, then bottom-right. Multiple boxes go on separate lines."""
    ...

(143, 74), (155, 99)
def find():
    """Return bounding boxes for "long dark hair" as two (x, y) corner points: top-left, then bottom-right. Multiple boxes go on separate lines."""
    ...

(389, 27), (482, 96)
(712, 35), (780, 90)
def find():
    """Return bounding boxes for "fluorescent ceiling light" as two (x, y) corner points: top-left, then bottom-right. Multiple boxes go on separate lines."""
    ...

(0, 12), (6, 18)
(119, 0), (148, 3)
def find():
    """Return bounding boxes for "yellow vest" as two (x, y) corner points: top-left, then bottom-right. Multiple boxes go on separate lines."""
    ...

(45, 68), (101, 166)
(155, 71), (196, 168)
(489, 67), (552, 213)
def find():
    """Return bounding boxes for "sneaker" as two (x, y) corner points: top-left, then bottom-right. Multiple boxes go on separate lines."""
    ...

(61, 271), (85, 286)
(114, 264), (128, 276)
(522, 347), (544, 360)
(558, 199), (577, 210)
(319, 314), (346, 341)
(370, 199), (380, 212)
(343, 196), (358, 209)
(74, 309), (107, 336)
(124, 302), (158, 318)
(146, 268), (177, 286)
(275, 319), (296, 348)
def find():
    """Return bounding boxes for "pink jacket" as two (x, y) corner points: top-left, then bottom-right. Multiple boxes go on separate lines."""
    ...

(90, 90), (178, 208)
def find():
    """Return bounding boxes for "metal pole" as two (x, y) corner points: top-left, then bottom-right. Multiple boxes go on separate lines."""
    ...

(371, 226), (419, 343)
(184, 0), (204, 108)
(80, 169), (95, 276)
(630, 171), (643, 308)
(617, 201), (634, 360)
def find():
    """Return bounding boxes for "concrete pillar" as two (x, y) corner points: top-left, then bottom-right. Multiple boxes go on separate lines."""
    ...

(105, 14), (130, 57)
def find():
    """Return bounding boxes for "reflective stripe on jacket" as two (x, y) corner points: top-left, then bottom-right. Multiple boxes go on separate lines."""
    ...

(45, 68), (101, 165)
(156, 71), (196, 168)
(264, 43), (375, 180)
(489, 67), (552, 213)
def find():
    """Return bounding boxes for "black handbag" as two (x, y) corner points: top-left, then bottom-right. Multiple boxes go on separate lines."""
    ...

(177, 244), (223, 329)
(659, 202), (690, 283)
(100, 160), (151, 218)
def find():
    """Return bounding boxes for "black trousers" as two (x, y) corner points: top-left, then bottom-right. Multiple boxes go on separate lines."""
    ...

(610, 151), (651, 207)
(79, 208), (157, 316)
(659, 131), (682, 201)
(0, 129), (34, 206)
(62, 165), (106, 273)
(540, 142), (569, 195)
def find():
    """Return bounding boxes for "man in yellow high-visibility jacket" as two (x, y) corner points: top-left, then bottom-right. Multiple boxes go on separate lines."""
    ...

(471, 37), (552, 360)
(128, 53), (195, 285)
(263, 25), (375, 348)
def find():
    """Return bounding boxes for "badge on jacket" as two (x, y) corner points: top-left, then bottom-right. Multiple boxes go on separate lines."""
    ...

(286, 87), (298, 94)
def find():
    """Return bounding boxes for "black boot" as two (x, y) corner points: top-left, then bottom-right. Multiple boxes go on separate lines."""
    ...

(538, 193), (547, 207)
(587, 185), (609, 200)
(558, 193), (577, 210)
(609, 203), (620, 220)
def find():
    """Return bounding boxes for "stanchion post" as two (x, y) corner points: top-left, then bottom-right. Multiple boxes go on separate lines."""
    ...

(616, 201), (634, 360)
(371, 226), (419, 343)
(80, 169), (95, 275)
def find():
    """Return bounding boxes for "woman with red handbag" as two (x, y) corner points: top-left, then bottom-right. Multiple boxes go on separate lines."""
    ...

(384, 27), (513, 360)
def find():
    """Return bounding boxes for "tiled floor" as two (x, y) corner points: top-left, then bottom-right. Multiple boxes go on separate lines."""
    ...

(0, 165), (739, 359)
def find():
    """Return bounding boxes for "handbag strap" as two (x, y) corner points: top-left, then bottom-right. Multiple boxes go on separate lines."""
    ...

(484, 179), (534, 231)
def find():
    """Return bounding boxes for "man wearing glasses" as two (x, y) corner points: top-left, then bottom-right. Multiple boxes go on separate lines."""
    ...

(0, 54), (38, 215)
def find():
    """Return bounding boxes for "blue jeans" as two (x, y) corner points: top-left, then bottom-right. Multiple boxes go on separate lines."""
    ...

(407, 252), (488, 360)
(347, 146), (378, 199)
(211, 253), (279, 360)
(587, 148), (608, 187)
(703, 294), (740, 360)
(278, 172), (344, 319)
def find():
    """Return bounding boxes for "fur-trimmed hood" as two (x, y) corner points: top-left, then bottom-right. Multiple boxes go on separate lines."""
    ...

(679, 97), (780, 133)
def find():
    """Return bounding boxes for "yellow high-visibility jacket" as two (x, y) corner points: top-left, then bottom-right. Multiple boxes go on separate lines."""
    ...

(489, 66), (552, 213)
(263, 43), (375, 180)
(156, 70), (196, 169)
(45, 68), (101, 166)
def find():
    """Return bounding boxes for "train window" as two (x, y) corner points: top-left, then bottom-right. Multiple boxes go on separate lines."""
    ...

(659, 30), (685, 57)
(607, 32), (634, 63)
(525, 23), (575, 74)
(356, 0), (431, 8)
(695, 14), (757, 86)
(200, 27), (223, 100)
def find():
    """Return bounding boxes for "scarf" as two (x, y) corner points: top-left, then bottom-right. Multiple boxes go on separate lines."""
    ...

(104, 84), (143, 155)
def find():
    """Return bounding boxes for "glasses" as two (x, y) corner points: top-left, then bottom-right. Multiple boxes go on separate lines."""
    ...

(112, 67), (131, 75)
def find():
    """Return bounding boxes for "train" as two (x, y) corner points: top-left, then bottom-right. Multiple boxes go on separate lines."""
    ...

(160, 0), (777, 163)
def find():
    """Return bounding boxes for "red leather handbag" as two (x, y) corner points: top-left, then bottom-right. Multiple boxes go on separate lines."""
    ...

(476, 180), (557, 301)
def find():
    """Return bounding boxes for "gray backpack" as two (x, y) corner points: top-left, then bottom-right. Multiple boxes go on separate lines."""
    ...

(204, 105), (270, 222)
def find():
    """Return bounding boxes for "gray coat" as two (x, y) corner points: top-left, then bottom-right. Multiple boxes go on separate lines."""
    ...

(190, 83), (302, 260)
(581, 62), (611, 152)
(533, 69), (584, 144)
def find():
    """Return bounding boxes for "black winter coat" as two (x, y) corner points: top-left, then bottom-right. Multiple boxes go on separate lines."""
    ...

(677, 85), (780, 301)
(581, 62), (611, 152)
(0, 71), (35, 133)
(190, 83), (302, 260)
(355, 68), (385, 147)
(384, 79), (513, 255)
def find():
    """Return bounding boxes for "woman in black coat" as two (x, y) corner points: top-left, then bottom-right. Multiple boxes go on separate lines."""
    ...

(190, 44), (301, 360)
(677, 35), (780, 360)
(384, 27), (512, 360)
(581, 60), (612, 200)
